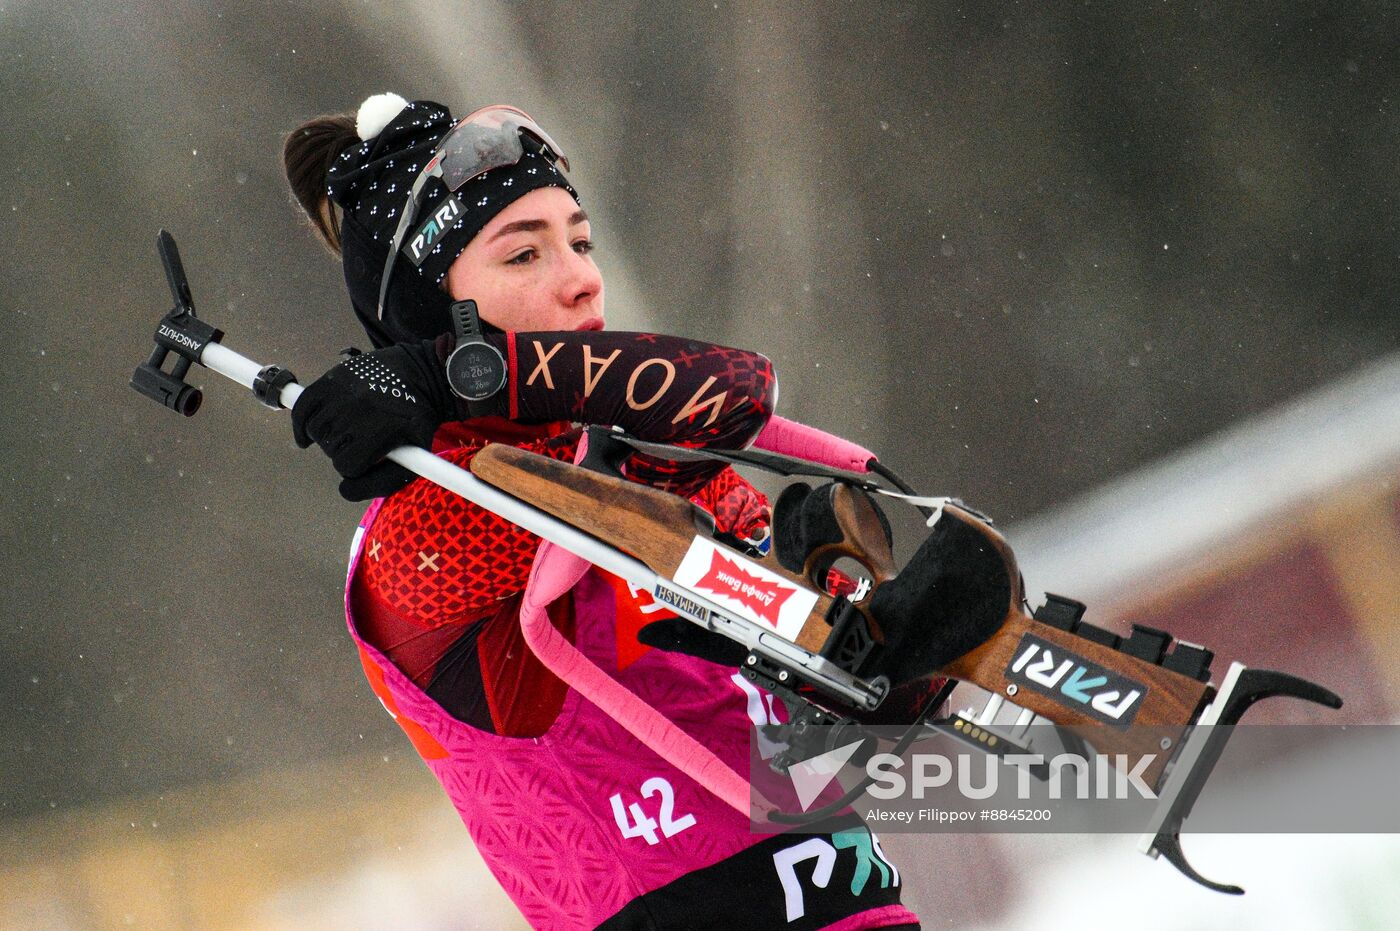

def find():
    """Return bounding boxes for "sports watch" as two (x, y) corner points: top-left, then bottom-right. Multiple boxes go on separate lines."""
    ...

(444, 299), (507, 416)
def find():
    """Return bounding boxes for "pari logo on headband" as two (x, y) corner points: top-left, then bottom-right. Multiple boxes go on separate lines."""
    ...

(404, 196), (464, 266)
(673, 537), (817, 642)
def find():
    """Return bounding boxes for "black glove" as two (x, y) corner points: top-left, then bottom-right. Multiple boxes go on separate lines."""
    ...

(776, 482), (1006, 687)
(868, 511), (1010, 686)
(291, 340), (456, 500)
(636, 617), (749, 667)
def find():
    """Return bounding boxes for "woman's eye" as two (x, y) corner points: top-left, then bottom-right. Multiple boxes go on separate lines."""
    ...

(506, 249), (536, 266)
(573, 239), (595, 255)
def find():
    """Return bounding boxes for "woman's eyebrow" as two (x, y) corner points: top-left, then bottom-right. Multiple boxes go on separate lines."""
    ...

(488, 219), (547, 241)
(487, 210), (590, 243)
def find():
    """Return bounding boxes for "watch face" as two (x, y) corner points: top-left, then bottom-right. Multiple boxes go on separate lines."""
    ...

(446, 342), (506, 401)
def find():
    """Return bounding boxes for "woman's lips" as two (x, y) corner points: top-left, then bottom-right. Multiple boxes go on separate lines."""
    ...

(575, 317), (605, 331)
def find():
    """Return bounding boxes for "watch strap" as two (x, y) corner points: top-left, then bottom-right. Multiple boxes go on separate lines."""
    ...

(452, 298), (485, 344)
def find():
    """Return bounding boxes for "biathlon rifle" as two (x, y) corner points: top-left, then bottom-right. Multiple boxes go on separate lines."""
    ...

(132, 231), (1342, 896)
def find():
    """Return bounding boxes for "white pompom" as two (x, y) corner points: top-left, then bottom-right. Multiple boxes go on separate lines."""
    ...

(356, 92), (410, 141)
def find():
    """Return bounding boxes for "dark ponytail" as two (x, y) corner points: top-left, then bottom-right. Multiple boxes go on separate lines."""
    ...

(282, 114), (359, 255)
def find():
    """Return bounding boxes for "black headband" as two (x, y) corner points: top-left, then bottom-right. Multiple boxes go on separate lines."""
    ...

(325, 98), (577, 346)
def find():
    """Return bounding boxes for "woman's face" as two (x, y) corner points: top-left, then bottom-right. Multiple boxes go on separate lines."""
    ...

(444, 186), (605, 332)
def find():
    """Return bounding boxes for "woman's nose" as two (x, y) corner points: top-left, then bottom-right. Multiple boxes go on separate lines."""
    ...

(560, 250), (602, 307)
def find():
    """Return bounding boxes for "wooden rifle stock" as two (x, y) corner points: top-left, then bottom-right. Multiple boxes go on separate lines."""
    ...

(472, 444), (1213, 787)
(470, 443), (840, 653)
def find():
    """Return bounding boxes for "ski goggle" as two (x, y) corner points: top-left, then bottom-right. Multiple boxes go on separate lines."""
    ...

(377, 105), (570, 319)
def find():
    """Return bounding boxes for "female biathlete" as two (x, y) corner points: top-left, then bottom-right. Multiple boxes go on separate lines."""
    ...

(282, 94), (942, 930)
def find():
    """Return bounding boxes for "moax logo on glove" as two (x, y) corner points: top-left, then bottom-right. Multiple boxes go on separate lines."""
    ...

(405, 197), (464, 266)
(370, 383), (417, 402)
(1005, 634), (1146, 726)
(673, 538), (817, 643)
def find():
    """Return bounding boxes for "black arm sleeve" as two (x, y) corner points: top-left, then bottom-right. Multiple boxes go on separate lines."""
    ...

(440, 330), (778, 495)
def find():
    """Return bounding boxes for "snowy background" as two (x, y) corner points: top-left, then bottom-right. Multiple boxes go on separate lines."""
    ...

(2, 2), (1397, 928)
